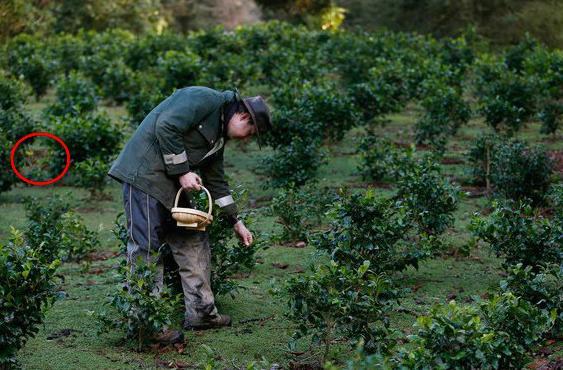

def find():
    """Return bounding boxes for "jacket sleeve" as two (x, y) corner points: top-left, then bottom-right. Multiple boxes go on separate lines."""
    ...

(155, 88), (221, 176)
(200, 148), (239, 226)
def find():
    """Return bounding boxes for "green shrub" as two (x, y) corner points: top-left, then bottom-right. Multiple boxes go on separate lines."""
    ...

(0, 108), (37, 144)
(0, 72), (30, 111)
(5, 34), (54, 98)
(415, 77), (471, 152)
(479, 292), (555, 364)
(0, 130), (16, 194)
(207, 186), (265, 297)
(270, 184), (331, 243)
(490, 140), (553, 205)
(260, 137), (326, 188)
(124, 33), (185, 71)
(47, 112), (122, 172)
(394, 159), (460, 236)
(0, 73), (36, 143)
(466, 133), (502, 187)
(125, 73), (167, 125)
(500, 263), (562, 335)
(94, 256), (181, 352)
(316, 188), (439, 274)
(286, 260), (398, 360)
(471, 199), (561, 270)
(23, 196), (99, 262)
(539, 102), (562, 136)
(47, 34), (85, 76)
(57, 210), (100, 261)
(0, 228), (61, 367)
(400, 294), (553, 369)
(73, 157), (111, 199)
(156, 49), (202, 92)
(356, 135), (418, 183)
(547, 184), (563, 222)
(294, 80), (360, 143)
(357, 135), (397, 182)
(45, 72), (99, 117)
(349, 60), (411, 123)
(474, 55), (540, 135)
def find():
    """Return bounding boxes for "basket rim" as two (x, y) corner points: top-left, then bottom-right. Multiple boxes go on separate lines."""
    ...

(171, 207), (214, 220)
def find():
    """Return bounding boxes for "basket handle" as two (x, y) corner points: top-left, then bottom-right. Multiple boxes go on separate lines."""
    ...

(174, 186), (213, 220)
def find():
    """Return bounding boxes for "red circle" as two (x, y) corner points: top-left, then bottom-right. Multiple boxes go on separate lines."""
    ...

(10, 132), (71, 186)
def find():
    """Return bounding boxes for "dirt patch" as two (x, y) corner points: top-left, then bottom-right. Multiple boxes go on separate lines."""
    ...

(87, 250), (120, 261)
(461, 186), (488, 198)
(441, 157), (465, 165)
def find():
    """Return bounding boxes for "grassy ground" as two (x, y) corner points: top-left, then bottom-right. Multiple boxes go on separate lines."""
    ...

(2, 98), (561, 369)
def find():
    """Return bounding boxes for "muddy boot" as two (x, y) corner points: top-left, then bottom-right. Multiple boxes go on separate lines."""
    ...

(183, 314), (232, 330)
(151, 329), (184, 345)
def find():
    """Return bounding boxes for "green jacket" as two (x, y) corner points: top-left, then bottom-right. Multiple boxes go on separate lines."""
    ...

(108, 86), (238, 221)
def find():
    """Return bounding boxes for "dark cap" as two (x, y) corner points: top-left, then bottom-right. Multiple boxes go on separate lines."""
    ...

(241, 96), (272, 149)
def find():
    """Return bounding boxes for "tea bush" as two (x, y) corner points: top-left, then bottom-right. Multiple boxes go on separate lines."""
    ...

(47, 112), (122, 173)
(156, 49), (202, 92)
(415, 77), (471, 152)
(293, 80), (360, 143)
(500, 263), (562, 335)
(479, 292), (555, 364)
(286, 260), (398, 359)
(5, 34), (54, 98)
(260, 137), (326, 188)
(73, 157), (111, 199)
(490, 141), (553, 205)
(45, 72), (99, 117)
(547, 183), (563, 222)
(349, 60), (411, 123)
(0, 130), (16, 194)
(399, 293), (553, 369)
(474, 55), (540, 135)
(467, 136), (554, 204)
(125, 73), (167, 125)
(94, 256), (181, 352)
(270, 184), (331, 243)
(124, 32), (186, 71)
(356, 135), (397, 182)
(466, 133), (503, 187)
(394, 159), (460, 236)
(539, 102), (562, 136)
(0, 72), (30, 111)
(316, 189), (439, 274)
(207, 186), (265, 297)
(23, 196), (99, 262)
(0, 73), (37, 142)
(0, 228), (61, 367)
(471, 200), (561, 270)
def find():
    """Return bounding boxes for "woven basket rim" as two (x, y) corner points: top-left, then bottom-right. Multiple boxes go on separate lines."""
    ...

(171, 207), (214, 220)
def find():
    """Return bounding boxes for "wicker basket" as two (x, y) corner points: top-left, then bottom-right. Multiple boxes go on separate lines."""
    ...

(171, 186), (213, 230)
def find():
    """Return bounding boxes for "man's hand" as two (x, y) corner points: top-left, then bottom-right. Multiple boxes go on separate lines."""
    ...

(234, 220), (253, 247)
(179, 172), (202, 191)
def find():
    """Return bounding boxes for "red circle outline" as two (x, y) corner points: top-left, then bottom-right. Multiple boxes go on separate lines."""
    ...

(10, 132), (71, 186)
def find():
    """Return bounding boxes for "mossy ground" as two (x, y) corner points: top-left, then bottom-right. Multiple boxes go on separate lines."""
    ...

(1, 96), (561, 369)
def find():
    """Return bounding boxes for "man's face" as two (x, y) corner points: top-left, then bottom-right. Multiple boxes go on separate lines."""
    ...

(226, 112), (257, 139)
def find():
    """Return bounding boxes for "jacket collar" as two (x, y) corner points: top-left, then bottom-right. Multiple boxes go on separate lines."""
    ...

(197, 91), (236, 145)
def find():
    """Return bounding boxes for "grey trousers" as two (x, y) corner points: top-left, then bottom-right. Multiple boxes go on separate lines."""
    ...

(122, 182), (219, 323)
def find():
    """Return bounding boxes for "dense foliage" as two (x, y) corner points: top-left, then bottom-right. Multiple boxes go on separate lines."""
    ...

(23, 196), (99, 262)
(471, 200), (561, 270)
(468, 136), (554, 204)
(95, 256), (181, 352)
(0, 228), (60, 367)
(286, 260), (398, 359)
